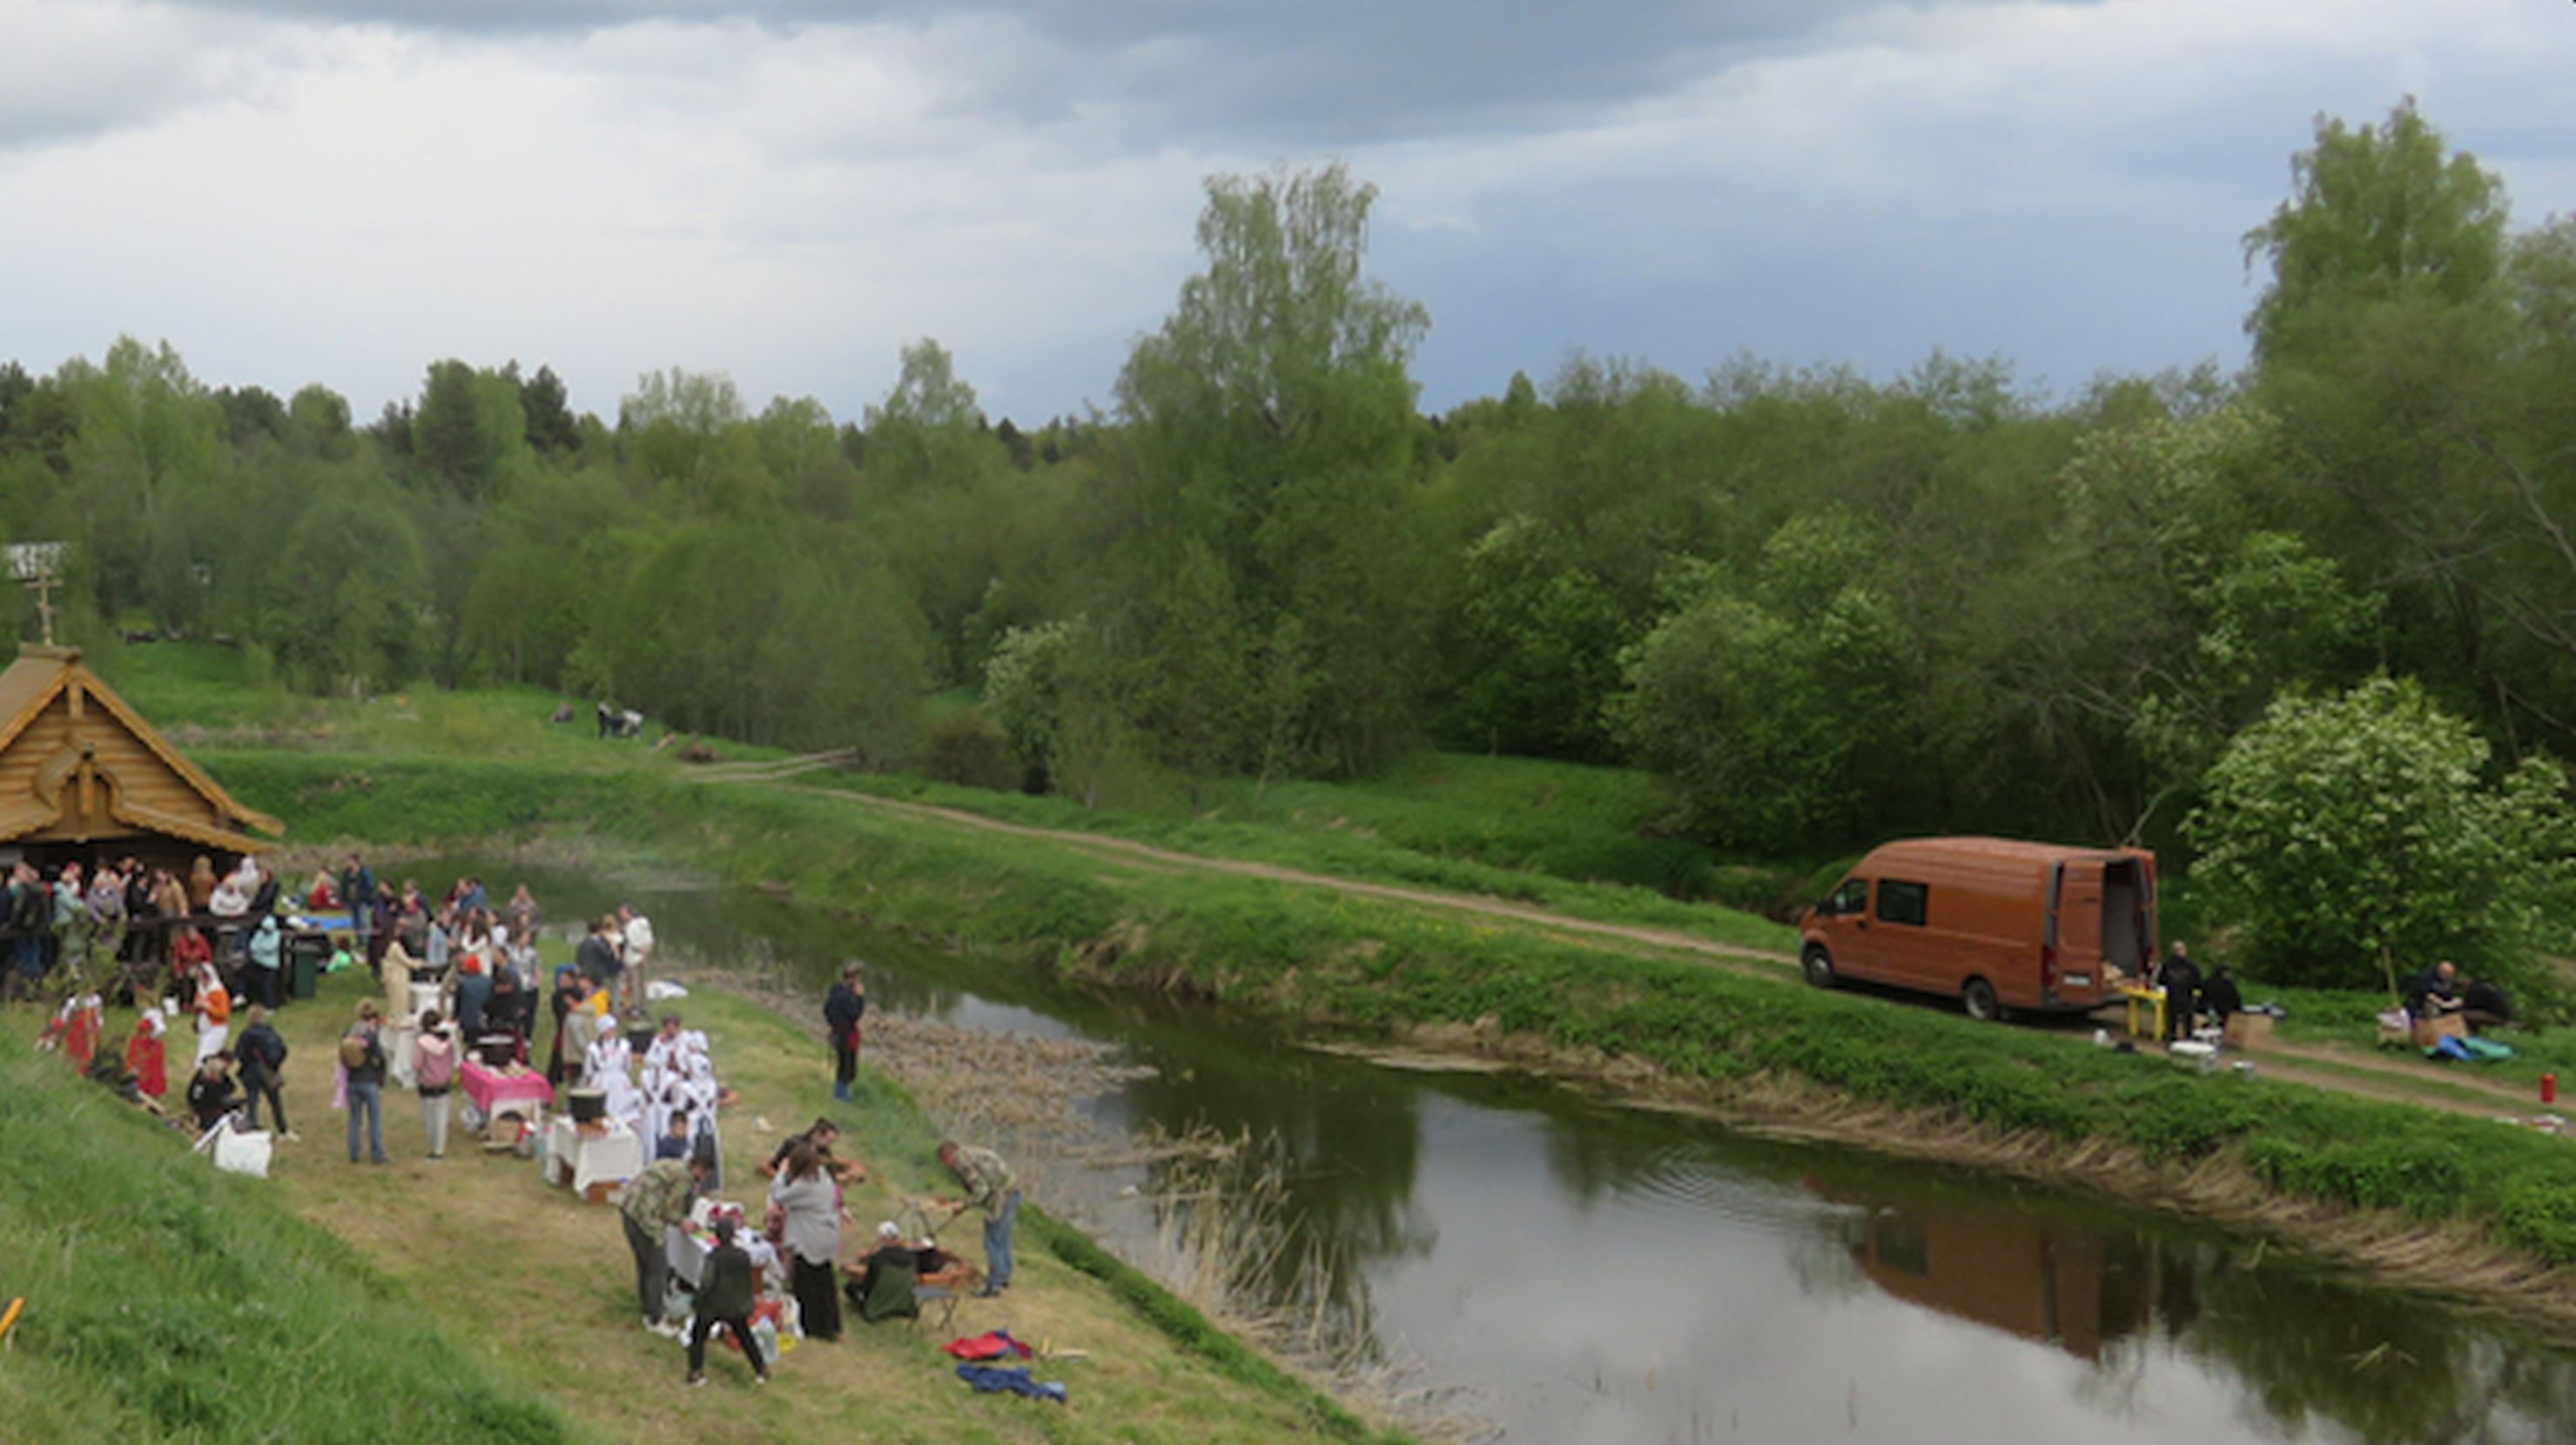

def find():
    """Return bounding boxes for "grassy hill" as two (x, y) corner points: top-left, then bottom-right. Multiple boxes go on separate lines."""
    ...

(0, 1026), (587, 1445)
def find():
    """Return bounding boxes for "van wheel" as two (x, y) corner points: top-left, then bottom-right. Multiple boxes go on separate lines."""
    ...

(1962, 978), (2003, 1023)
(1801, 945), (1836, 989)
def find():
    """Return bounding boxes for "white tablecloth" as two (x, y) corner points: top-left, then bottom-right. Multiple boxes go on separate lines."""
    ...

(543, 1116), (642, 1194)
(668, 1203), (779, 1291)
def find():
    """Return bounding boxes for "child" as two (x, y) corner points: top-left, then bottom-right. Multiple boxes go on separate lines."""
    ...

(656, 1106), (695, 1161)
(124, 1012), (169, 1102)
(687, 1216), (768, 1388)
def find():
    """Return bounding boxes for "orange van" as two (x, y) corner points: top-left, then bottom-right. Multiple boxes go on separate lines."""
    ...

(1797, 837), (2156, 1021)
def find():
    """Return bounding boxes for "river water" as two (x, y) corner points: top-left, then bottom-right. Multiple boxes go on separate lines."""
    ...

(443, 858), (2576, 1444)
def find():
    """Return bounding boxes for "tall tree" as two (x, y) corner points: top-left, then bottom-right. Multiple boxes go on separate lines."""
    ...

(1108, 162), (1436, 775)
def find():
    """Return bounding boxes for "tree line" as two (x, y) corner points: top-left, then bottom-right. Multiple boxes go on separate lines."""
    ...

(5, 99), (2576, 987)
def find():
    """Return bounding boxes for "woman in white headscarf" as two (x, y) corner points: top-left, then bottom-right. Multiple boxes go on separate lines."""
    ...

(582, 1025), (642, 1133)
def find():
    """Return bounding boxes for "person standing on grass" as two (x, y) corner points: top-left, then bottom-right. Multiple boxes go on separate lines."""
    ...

(339, 853), (375, 965)
(938, 1139), (1020, 1297)
(769, 1140), (844, 1341)
(340, 1001), (390, 1165)
(824, 964), (865, 1102)
(576, 915), (624, 1012)
(2159, 940), (2202, 1043)
(415, 1008), (458, 1160)
(124, 1011), (169, 1104)
(51, 862), (89, 982)
(619, 1153), (710, 1338)
(192, 960), (232, 1067)
(2, 863), (44, 1004)
(618, 902), (655, 1013)
(687, 1215), (768, 1388)
(236, 1005), (293, 1139)
(245, 913), (284, 1011)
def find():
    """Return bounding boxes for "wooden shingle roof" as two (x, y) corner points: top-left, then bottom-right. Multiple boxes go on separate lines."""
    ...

(0, 646), (282, 853)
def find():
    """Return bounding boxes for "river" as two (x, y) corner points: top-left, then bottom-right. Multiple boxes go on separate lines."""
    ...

(432, 857), (2576, 1444)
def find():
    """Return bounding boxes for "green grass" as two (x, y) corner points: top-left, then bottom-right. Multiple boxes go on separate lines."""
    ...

(0, 1026), (589, 1445)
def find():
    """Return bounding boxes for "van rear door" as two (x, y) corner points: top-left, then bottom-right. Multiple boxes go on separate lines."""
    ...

(2052, 859), (2106, 999)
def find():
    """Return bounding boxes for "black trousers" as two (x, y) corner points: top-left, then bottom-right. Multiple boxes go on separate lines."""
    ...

(688, 1310), (765, 1377)
(243, 1077), (288, 1133)
(622, 1214), (671, 1324)
(2163, 985), (2197, 1040)
(792, 1254), (841, 1341)
(833, 1038), (858, 1089)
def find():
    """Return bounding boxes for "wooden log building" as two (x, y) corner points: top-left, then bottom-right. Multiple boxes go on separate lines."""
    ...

(0, 645), (282, 873)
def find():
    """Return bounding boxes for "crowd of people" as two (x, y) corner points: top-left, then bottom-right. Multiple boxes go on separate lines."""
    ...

(17, 850), (1032, 1393)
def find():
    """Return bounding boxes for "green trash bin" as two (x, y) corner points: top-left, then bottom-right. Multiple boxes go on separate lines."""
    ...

(288, 932), (326, 999)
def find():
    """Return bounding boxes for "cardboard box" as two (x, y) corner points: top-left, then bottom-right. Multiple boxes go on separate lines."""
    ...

(2223, 1013), (2275, 1050)
(2411, 1013), (2467, 1048)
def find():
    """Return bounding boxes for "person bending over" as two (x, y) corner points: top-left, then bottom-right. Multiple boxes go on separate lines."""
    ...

(687, 1215), (768, 1387)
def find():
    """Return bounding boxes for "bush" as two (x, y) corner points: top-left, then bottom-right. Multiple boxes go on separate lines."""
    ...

(2187, 676), (2576, 997)
(918, 708), (1019, 790)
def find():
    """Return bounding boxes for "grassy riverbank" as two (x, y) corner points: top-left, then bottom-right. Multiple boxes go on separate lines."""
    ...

(0, 958), (1406, 1445)
(193, 747), (2576, 1292)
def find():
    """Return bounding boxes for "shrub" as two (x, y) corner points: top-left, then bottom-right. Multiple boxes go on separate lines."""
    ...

(918, 708), (1019, 790)
(2188, 676), (2576, 997)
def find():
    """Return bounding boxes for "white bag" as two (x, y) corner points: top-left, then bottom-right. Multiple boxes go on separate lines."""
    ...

(212, 1121), (273, 1178)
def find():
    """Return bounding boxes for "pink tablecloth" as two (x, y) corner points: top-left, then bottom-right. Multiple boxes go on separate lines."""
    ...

(460, 1059), (555, 1117)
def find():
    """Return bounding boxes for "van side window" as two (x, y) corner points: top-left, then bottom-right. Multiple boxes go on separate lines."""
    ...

(1876, 879), (1929, 927)
(1826, 879), (1868, 916)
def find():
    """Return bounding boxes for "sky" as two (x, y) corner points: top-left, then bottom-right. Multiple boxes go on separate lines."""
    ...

(3, 0), (2573, 428)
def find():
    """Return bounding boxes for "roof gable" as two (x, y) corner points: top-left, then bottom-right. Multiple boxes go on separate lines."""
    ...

(0, 647), (283, 851)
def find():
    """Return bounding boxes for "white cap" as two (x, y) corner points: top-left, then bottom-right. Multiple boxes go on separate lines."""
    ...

(878, 1221), (900, 1240)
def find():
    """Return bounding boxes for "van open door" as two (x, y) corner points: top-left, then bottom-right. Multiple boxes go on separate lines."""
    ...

(2050, 860), (2107, 1004)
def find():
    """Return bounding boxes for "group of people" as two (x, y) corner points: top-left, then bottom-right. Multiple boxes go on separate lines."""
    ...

(2137, 941), (2245, 1043)
(2, 852), (286, 1010)
(615, 1107), (1022, 1388)
(2405, 958), (2514, 1032)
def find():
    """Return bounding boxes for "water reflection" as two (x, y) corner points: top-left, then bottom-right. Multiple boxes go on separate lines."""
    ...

(419, 859), (2576, 1444)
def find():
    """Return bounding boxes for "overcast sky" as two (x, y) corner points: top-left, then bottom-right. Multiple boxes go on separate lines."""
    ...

(3, 0), (2572, 427)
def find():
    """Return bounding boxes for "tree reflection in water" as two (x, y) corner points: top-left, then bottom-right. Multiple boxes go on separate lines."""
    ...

(1806, 1161), (2576, 1445)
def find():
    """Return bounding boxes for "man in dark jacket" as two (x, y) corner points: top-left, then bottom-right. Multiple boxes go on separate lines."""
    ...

(236, 1005), (293, 1138)
(686, 1215), (768, 1386)
(824, 964), (865, 1102)
(2159, 942), (2202, 1043)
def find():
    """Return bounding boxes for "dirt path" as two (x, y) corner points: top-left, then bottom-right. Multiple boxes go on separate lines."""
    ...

(796, 784), (1794, 969)
(704, 769), (2550, 1126)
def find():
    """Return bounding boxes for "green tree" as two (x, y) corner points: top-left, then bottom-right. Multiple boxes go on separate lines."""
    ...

(412, 360), (529, 501)
(1609, 513), (1919, 850)
(1108, 162), (1436, 774)
(286, 384), (353, 459)
(2244, 97), (2510, 365)
(519, 363), (581, 454)
(2186, 676), (2576, 996)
